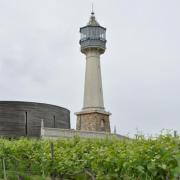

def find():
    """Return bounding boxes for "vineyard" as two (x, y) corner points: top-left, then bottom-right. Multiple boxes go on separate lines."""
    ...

(0, 134), (180, 180)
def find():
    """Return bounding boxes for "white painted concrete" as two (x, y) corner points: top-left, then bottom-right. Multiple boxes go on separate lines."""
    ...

(83, 49), (105, 111)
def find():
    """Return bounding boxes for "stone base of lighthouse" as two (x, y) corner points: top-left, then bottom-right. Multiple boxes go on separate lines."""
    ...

(76, 110), (111, 132)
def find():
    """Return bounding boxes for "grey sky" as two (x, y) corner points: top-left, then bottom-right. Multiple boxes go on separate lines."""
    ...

(0, 0), (179, 136)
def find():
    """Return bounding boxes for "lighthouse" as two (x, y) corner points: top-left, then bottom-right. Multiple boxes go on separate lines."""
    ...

(76, 11), (111, 132)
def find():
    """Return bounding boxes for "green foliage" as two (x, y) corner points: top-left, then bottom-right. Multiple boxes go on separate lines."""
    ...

(0, 134), (179, 179)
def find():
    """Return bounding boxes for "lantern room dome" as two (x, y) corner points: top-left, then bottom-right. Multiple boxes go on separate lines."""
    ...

(87, 12), (100, 26)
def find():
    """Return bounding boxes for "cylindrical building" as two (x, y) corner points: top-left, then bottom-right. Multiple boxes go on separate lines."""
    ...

(0, 101), (70, 137)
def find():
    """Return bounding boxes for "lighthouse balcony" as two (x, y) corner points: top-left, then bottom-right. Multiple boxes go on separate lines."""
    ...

(80, 38), (106, 54)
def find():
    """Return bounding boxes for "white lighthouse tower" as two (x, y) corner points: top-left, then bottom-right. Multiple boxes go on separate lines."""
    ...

(76, 11), (111, 132)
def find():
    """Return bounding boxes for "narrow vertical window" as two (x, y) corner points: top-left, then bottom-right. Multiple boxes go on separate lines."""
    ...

(53, 116), (56, 128)
(25, 112), (28, 136)
(100, 119), (105, 131)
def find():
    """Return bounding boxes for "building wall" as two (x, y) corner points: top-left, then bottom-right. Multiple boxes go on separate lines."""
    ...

(41, 128), (125, 139)
(76, 112), (110, 132)
(0, 101), (70, 137)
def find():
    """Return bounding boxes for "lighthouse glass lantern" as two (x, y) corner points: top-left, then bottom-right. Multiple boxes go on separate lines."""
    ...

(80, 12), (106, 54)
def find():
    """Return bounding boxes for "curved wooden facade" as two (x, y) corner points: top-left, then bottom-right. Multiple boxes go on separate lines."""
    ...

(0, 101), (70, 137)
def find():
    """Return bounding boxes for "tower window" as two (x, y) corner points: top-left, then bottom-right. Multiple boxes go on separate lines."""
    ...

(100, 119), (105, 131)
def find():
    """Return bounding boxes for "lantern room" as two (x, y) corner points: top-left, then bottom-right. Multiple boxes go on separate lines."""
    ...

(79, 12), (106, 54)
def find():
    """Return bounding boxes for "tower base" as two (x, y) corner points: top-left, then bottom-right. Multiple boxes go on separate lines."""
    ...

(76, 110), (111, 132)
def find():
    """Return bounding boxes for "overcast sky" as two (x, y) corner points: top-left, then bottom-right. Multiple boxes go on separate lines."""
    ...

(0, 0), (179, 136)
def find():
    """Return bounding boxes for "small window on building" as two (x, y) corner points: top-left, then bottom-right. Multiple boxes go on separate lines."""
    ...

(100, 119), (105, 131)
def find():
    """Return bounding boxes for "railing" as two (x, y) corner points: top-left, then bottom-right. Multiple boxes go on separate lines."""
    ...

(80, 39), (106, 51)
